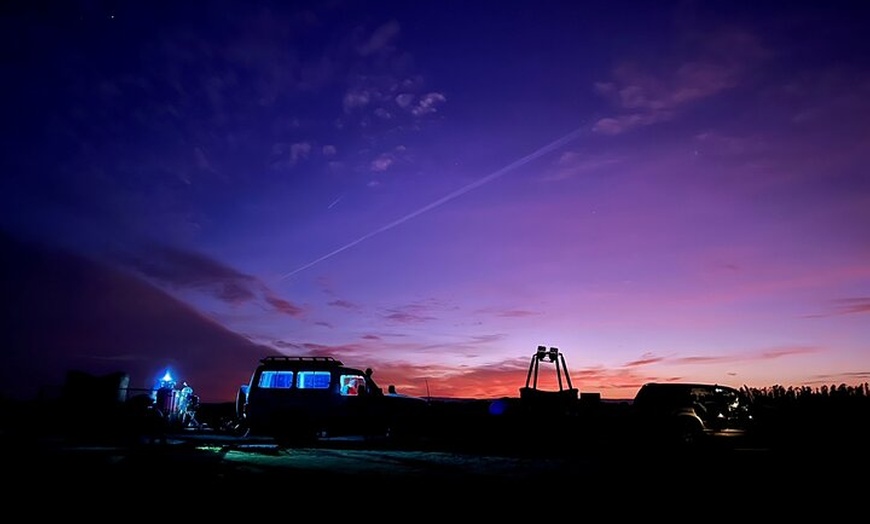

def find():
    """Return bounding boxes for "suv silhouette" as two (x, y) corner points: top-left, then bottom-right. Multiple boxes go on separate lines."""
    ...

(629, 382), (755, 449)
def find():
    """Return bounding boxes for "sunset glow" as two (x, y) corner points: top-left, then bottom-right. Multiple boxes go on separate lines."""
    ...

(2, 1), (868, 403)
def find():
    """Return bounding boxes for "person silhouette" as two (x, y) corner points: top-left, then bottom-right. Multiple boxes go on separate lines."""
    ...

(363, 368), (383, 396)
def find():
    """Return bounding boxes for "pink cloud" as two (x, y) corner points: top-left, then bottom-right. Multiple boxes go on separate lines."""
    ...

(625, 354), (666, 367)
(756, 345), (820, 359)
(120, 242), (304, 318)
(830, 298), (870, 316)
(496, 309), (538, 318)
(264, 293), (305, 317)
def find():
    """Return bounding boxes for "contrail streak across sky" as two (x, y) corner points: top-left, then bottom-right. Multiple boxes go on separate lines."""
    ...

(278, 125), (589, 281)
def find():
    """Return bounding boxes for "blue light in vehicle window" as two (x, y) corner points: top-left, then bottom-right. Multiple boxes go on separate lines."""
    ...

(298, 371), (331, 389)
(258, 371), (275, 388)
(258, 371), (294, 389)
(273, 371), (294, 388)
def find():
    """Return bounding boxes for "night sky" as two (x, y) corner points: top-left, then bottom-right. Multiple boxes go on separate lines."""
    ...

(2, 0), (868, 403)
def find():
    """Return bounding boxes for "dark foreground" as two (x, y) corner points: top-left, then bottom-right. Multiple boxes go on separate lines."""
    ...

(5, 425), (867, 516)
(3, 387), (869, 516)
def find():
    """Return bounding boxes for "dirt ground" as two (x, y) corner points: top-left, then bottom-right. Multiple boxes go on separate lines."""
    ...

(5, 428), (866, 517)
(3, 392), (867, 516)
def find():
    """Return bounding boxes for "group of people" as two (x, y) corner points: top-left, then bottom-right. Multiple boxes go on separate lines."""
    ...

(345, 368), (405, 397)
(364, 368), (409, 396)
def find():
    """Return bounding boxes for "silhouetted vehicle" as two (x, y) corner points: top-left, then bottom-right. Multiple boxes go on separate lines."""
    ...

(235, 356), (429, 445)
(627, 382), (756, 449)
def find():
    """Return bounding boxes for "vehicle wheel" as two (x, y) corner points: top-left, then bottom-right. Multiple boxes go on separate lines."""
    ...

(235, 385), (249, 419)
(672, 417), (703, 449)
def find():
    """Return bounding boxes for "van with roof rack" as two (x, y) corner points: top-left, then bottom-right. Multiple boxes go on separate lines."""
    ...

(235, 355), (429, 444)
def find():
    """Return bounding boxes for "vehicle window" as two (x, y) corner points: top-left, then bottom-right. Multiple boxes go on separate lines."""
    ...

(716, 388), (740, 409)
(258, 371), (294, 389)
(297, 371), (331, 389)
(690, 387), (708, 401)
(339, 374), (365, 396)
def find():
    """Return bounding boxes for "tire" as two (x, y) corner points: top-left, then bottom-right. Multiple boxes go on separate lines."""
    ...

(671, 416), (704, 449)
(235, 385), (249, 419)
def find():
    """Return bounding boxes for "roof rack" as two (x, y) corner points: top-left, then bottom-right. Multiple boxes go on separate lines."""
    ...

(260, 356), (344, 365)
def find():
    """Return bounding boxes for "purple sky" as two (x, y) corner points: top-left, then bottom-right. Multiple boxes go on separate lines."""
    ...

(2, 0), (869, 403)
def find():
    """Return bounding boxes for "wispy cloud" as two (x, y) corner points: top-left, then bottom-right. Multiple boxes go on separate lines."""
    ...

(383, 310), (438, 324)
(542, 151), (621, 181)
(265, 293), (304, 316)
(832, 298), (870, 315)
(268, 141), (315, 172)
(625, 345), (819, 369)
(475, 306), (540, 318)
(410, 92), (446, 116)
(594, 29), (768, 135)
(382, 298), (457, 324)
(119, 243), (304, 317)
(328, 299), (360, 310)
(807, 297), (870, 318)
(673, 355), (727, 364)
(756, 346), (820, 360)
(356, 20), (400, 56)
(625, 353), (666, 367)
(811, 371), (870, 383)
(370, 153), (394, 172)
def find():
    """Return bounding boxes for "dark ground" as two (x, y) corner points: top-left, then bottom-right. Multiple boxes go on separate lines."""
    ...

(3, 393), (868, 517)
(4, 420), (867, 517)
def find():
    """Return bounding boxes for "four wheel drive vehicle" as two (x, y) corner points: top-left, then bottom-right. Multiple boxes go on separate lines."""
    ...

(627, 382), (757, 448)
(235, 356), (430, 444)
